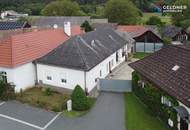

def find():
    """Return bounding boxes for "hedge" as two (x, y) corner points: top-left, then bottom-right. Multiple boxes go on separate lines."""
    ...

(132, 71), (178, 130)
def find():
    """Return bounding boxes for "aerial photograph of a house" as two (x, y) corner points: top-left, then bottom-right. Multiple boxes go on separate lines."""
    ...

(0, 0), (189, 130)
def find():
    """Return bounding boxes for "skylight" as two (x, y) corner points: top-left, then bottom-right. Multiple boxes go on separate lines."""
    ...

(172, 65), (180, 71)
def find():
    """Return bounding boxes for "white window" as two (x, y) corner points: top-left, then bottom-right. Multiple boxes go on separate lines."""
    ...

(61, 79), (67, 83)
(47, 76), (52, 81)
(161, 96), (172, 107)
(100, 70), (102, 77)
(45, 71), (52, 81)
(60, 73), (67, 84)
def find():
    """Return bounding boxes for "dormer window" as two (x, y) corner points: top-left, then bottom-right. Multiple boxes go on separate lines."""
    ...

(172, 65), (180, 71)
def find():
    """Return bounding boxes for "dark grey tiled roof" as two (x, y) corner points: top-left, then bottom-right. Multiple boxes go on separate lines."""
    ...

(0, 22), (30, 30)
(34, 16), (90, 27)
(162, 25), (183, 38)
(92, 23), (118, 30)
(37, 28), (127, 71)
(129, 45), (190, 107)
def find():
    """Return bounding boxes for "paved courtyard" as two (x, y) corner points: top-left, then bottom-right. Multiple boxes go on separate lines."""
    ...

(0, 92), (125, 130)
(108, 61), (134, 80)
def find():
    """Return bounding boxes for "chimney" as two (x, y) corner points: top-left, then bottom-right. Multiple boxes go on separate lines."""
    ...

(64, 22), (71, 36)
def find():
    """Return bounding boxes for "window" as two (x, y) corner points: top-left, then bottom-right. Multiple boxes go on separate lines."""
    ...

(161, 96), (172, 107)
(95, 78), (98, 83)
(61, 79), (67, 83)
(47, 76), (52, 81)
(60, 73), (67, 84)
(0, 71), (7, 83)
(122, 47), (126, 57)
(100, 70), (102, 77)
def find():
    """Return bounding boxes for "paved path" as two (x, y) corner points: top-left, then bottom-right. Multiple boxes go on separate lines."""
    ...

(46, 92), (125, 130)
(0, 92), (125, 130)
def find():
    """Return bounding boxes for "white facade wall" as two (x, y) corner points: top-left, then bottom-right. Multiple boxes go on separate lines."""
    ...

(36, 44), (128, 92)
(86, 47), (127, 92)
(37, 64), (85, 90)
(0, 63), (36, 92)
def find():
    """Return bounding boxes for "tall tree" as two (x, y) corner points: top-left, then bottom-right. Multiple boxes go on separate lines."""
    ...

(41, 0), (85, 16)
(105, 0), (141, 24)
(171, 0), (190, 27)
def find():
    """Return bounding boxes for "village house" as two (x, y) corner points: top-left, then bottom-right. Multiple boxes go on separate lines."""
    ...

(0, 27), (69, 92)
(162, 25), (190, 45)
(129, 45), (190, 130)
(117, 25), (163, 53)
(36, 28), (132, 94)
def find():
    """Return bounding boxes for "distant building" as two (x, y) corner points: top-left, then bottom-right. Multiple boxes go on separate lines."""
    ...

(33, 16), (91, 27)
(162, 25), (190, 45)
(1, 10), (28, 21)
(117, 25), (163, 53)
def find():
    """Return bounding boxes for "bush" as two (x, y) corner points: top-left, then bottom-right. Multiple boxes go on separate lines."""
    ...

(163, 37), (172, 44)
(71, 85), (90, 111)
(0, 81), (6, 97)
(44, 88), (53, 96)
(146, 16), (163, 26)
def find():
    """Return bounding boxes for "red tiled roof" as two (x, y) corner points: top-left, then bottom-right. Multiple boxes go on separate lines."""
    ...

(0, 28), (69, 68)
(117, 25), (147, 33)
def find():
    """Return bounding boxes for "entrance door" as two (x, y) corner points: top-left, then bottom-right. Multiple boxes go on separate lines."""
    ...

(180, 118), (188, 130)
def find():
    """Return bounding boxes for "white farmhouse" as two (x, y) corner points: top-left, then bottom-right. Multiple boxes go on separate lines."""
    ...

(36, 28), (132, 94)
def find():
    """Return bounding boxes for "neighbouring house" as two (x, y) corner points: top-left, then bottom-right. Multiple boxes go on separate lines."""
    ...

(0, 28), (69, 92)
(36, 28), (131, 94)
(162, 25), (190, 45)
(129, 45), (190, 130)
(33, 16), (91, 27)
(0, 21), (31, 30)
(1, 10), (28, 21)
(117, 25), (163, 53)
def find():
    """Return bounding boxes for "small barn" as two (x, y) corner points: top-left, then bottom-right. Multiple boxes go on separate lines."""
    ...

(117, 25), (163, 53)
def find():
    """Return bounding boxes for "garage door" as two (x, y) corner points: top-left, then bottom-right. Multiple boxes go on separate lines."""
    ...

(98, 79), (132, 92)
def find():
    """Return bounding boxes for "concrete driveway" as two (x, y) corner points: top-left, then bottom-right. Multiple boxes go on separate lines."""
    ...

(0, 92), (125, 130)
(108, 62), (134, 80)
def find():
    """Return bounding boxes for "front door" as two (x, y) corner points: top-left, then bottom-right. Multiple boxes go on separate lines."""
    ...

(180, 118), (188, 130)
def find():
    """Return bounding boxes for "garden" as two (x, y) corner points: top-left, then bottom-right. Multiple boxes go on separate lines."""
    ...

(15, 85), (96, 116)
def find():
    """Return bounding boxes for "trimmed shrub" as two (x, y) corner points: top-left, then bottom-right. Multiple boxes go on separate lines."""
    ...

(71, 85), (90, 111)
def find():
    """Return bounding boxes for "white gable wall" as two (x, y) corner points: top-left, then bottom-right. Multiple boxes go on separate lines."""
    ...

(0, 63), (36, 92)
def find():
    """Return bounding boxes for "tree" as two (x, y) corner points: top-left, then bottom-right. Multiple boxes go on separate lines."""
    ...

(146, 16), (163, 26)
(105, 0), (141, 24)
(171, 0), (190, 27)
(81, 21), (93, 32)
(71, 85), (90, 111)
(163, 37), (172, 44)
(41, 0), (85, 16)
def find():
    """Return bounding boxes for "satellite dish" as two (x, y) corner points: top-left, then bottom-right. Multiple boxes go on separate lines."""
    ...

(53, 24), (58, 29)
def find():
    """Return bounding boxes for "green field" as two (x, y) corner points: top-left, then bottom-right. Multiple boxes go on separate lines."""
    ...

(125, 93), (170, 130)
(141, 13), (172, 25)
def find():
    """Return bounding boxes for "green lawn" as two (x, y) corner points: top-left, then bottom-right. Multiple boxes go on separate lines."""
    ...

(141, 13), (172, 25)
(133, 52), (151, 59)
(125, 93), (170, 130)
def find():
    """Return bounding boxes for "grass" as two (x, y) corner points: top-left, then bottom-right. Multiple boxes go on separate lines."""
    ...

(141, 13), (172, 25)
(62, 97), (96, 118)
(16, 87), (70, 112)
(133, 52), (151, 59)
(125, 93), (170, 130)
